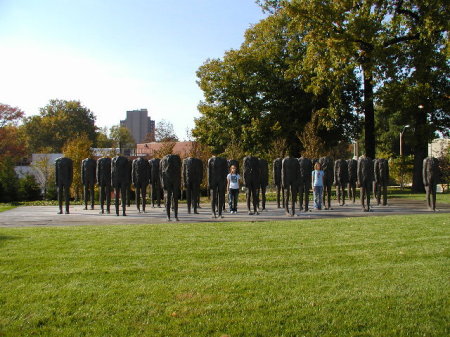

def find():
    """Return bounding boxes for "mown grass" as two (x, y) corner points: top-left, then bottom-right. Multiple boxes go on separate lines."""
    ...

(0, 204), (16, 213)
(1, 214), (449, 336)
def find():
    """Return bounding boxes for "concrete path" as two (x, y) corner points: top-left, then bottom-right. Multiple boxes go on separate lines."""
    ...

(0, 199), (448, 227)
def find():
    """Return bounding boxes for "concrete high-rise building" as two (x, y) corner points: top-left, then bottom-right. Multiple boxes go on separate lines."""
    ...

(120, 109), (155, 144)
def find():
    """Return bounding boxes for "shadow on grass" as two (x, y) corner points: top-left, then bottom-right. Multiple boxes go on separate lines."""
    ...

(0, 235), (21, 247)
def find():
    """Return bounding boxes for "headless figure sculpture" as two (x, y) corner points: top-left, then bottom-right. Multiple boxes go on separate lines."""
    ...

(149, 158), (162, 207)
(208, 156), (228, 218)
(319, 156), (334, 210)
(81, 158), (96, 210)
(132, 157), (150, 213)
(334, 159), (348, 206)
(298, 157), (312, 212)
(97, 157), (111, 214)
(357, 155), (373, 212)
(182, 157), (203, 214)
(423, 157), (440, 211)
(55, 157), (73, 214)
(160, 154), (182, 221)
(282, 156), (300, 216)
(374, 158), (389, 206)
(243, 156), (260, 215)
(273, 158), (284, 208)
(347, 159), (358, 203)
(112, 156), (130, 216)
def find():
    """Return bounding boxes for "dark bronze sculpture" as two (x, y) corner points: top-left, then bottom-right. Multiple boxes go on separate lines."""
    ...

(273, 158), (284, 208)
(374, 158), (389, 206)
(282, 156), (300, 216)
(160, 154), (182, 221)
(319, 156), (334, 210)
(127, 158), (132, 207)
(208, 156), (228, 218)
(347, 159), (358, 203)
(182, 157), (203, 214)
(334, 159), (348, 206)
(243, 156), (260, 215)
(81, 158), (96, 210)
(112, 155), (130, 216)
(258, 158), (268, 211)
(55, 157), (73, 214)
(96, 157), (111, 214)
(422, 157), (440, 211)
(132, 157), (150, 213)
(357, 155), (373, 212)
(149, 158), (162, 207)
(298, 157), (312, 212)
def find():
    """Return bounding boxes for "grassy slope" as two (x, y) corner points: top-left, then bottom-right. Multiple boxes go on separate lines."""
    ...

(0, 214), (449, 337)
(0, 205), (16, 213)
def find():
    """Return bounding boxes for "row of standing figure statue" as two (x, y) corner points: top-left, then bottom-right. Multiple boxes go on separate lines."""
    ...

(54, 154), (441, 218)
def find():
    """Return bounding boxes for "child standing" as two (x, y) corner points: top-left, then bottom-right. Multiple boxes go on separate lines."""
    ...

(312, 162), (324, 210)
(227, 165), (240, 214)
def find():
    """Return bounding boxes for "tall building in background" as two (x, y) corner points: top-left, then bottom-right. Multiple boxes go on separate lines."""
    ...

(120, 109), (155, 143)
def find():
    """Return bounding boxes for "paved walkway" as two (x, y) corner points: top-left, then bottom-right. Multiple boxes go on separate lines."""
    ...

(1, 199), (448, 228)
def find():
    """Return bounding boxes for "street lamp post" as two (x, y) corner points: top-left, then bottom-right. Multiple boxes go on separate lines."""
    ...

(400, 125), (410, 190)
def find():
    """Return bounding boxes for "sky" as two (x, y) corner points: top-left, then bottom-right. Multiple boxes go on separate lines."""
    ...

(0, 0), (267, 140)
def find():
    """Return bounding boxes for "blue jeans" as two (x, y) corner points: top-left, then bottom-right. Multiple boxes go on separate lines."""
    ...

(313, 186), (323, 209)
(228, 188), (239, 212)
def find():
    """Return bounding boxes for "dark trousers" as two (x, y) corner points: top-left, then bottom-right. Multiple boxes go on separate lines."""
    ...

(228, 188), (239, 212)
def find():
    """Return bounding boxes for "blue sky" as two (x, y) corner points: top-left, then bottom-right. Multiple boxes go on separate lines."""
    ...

(0, 0), (266, 139)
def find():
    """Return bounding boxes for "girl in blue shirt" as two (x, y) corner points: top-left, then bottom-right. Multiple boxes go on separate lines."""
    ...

(312, 162), (324, 210)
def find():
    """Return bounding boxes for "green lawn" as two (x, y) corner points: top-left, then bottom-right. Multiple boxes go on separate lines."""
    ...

(1, 214), (448, 337)
(0, 204), (16, 213)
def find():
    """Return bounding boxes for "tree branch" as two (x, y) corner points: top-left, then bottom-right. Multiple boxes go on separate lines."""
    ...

(383, 33), (420, 47)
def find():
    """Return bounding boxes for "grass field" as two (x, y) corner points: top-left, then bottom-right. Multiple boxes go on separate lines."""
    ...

(0, 204), (16, 213)
(1, 214), (448, 336)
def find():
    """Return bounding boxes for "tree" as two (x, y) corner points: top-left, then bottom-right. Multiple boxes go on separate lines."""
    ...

(258, 0), (438, 159)
(194, 11), (359, 157)
(62, 135), (93, 200)
(109, 125), (135, 154)
(96, 126), (114, 148)
(23, 99), (97, 153)
(18, 174), (42, 201)
(0, 103), (24, 127)
(155, 120), (178, 142)
(31, 150), (56, 200)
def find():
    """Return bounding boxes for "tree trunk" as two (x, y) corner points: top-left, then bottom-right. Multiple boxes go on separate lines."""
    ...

(362, 64), (376, 159)
(412, 107), (427, 193)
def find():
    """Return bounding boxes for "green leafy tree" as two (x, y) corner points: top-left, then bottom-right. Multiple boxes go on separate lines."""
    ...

(96, 126), (114, 148)
(23, 99), (97, 153)
(257, 0), (440, 160)
(109, 125), (135, 154)
(194, 12), (359, 157)
(155, 120), (179, 142)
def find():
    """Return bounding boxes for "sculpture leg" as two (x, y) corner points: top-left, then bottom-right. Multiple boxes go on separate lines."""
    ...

(90, 184), (95, 210)
(83, 185), (88, 210)
(252, 187), (259, 215)
(115, 187), (120, 216)
(192, 184), (200, 214)
(165, 189), (172, 220)
(382, 183), (388, 206)
(337, 184), (341, 205)
(282, 187), (286, 209)
(304, 184), (310, 212)
(276, 185), (281, 208)
(127, 187), (131, 207)
(210, 187), (217, 218)
(100, 185), (105, 214)
(360, 187), (365, 211)
(136, 186), (141, 212)
(186, 186), (192, 214)
(285, 185), (291, 216)
(366, 183), (371, 211)
(218, 184), (225, 218)
(342, 184), (346, 205)
(290, 185), (297, 216)
(246, 188), (252, 215)
(261, 185), (266, 210)
(106, 185), (111, 213)
(64, 185), (70, 214)
(432, 184), (437, 211)
(57, 185), (63, 214)
(121, 186), (127, 216)
(174, 186), (179, 221)
(298, 184), (304, 212)
(142, 185), (147, 212)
